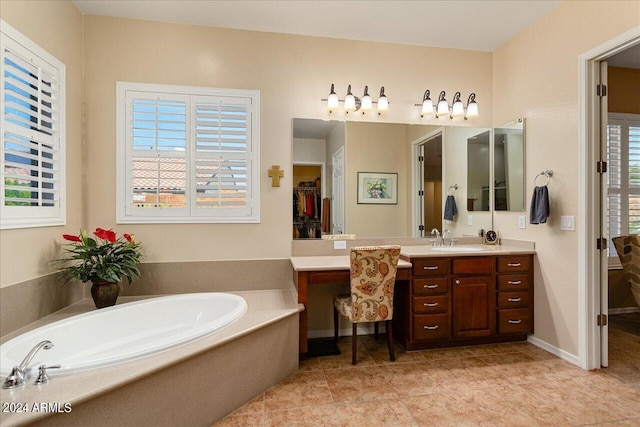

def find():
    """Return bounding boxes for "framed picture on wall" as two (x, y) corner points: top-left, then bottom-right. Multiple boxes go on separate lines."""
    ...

(357, 172), (398, 204)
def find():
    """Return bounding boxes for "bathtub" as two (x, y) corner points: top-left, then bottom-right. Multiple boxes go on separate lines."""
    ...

(0, 292), (247, 377)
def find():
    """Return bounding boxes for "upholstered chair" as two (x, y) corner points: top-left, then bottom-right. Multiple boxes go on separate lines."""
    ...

(612, 235), (640, 309)
(333, 246), (401, 365)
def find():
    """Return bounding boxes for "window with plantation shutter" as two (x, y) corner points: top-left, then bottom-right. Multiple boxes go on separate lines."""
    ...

(117, 82), (259, 223)
(1, 21), (66, 229)
(607, 113), (640, 260)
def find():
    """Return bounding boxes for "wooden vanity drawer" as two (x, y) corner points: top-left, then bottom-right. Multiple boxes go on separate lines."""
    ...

(497, 309), (531, 334)
(497, 291), (530, 308)
(497, 256), (531, 273)
(413, 314), (450, 340)
(497, 274), (530, 291)
(412, 278), (449, 295)
(452, 257), (493, 275)
(412, 259), (450, 277)
(413, 295), (449, 314)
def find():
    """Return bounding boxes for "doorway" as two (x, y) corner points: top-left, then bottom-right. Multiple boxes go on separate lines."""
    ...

(412, 129), (444, 237)
(580, 28), (640, 370)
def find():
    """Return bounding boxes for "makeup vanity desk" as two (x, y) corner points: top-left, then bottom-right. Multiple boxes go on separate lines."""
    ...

(291, 256), (412, 356)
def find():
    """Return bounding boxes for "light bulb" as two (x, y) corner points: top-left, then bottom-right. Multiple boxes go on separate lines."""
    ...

(465, 93), (479, 118)
(421, 90), (433, 116)
(451, 92), (464, 117)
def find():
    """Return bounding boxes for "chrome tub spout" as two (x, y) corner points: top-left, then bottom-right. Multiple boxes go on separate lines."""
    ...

(2, 340), (53, 389)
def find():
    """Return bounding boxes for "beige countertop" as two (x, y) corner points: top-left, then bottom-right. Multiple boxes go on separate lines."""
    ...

(400, 244), (536, 258)
(290, 256), (412, 272)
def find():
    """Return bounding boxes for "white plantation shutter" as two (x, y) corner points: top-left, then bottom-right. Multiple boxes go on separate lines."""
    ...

(193, 96), (252, 216)
(117, 82), (259, 223)
(607, 114), (640, 258)
(1, 23), (65, 229)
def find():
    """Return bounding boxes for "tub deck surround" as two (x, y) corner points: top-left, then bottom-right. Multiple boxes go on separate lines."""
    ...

(0, 290), (301, 427)
(291, 256), (412, 356)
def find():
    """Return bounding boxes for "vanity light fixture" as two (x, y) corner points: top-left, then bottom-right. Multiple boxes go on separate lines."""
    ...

(416, 90), (479, 119)
(323, 84), (388, 114)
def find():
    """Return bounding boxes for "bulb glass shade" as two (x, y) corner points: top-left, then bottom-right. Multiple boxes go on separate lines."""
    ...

(437, 100), (449, 115)
(327, 93), (339, 110)
(344, 84), (356, 111)
(361, 86), (372, 111)
(451, 101), (464, 117)
(421, 99), (434, 115)
(466, 101), (479, 118)
(377, 86), (388, 112)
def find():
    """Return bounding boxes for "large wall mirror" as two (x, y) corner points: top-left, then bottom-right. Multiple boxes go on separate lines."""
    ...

(494, 118), (525, 211)
(292, 118), (501, 239)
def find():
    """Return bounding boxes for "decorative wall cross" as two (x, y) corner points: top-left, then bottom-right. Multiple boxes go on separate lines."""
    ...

(268, 165), (284, 187)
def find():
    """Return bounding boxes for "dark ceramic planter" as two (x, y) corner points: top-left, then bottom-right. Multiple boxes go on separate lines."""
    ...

(90, 281), (120, 309)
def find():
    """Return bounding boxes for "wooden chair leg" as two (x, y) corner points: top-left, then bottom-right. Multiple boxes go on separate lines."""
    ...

(352, 323), (358, 365)
(386, 320), (395, 362)
(333, 305), (339, 343)
(374, 322), (379, 340)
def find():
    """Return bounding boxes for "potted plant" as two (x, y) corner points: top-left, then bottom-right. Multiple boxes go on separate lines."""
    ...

(57, 228), (143, 308)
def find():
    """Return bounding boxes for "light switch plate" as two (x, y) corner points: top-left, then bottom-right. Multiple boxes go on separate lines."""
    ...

(333, 240), (347, 250)
(518, 215), (526, 229)
(560, 215), (575, 231)
(467, 215), (473, 226)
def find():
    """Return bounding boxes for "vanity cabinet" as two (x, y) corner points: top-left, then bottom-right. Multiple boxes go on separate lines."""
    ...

(396, 253), (533, 351)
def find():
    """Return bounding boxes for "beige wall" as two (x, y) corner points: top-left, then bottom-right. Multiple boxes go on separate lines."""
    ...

(493, 1), (640, 355)
(83, 15), (493, 262)
(609, 66), (640, 114)
(0, 1), (84, 287)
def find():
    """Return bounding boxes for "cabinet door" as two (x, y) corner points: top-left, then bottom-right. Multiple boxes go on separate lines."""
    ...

(452, 276), (495, 338)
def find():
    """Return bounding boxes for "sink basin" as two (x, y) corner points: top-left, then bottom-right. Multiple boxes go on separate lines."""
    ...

(431, 246), (484, 252)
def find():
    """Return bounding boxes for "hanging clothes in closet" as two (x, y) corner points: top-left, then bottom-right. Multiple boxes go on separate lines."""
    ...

(293, 187), (322, 239)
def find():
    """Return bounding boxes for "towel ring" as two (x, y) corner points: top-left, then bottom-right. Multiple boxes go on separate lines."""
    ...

(447, 184), (458, 195)
(534, 170), (553, 186)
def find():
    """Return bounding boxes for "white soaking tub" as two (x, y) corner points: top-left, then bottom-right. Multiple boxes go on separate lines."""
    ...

(0, 292), (247, 377)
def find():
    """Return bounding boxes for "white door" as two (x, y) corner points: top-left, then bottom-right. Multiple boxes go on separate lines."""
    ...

(332, 147), (345, 234)
(598, 60), (609, 367)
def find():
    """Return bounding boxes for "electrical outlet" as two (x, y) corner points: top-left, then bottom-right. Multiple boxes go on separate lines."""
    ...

(333, 240), (347, 250)
(467, 215), (473, 226)
(518, 216), (526, 229)
(560, 215), (575, 231)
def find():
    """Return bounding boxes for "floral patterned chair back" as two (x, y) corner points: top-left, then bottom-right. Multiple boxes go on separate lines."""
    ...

(612, 235), (640, 308)
(349, 246), (401, 322)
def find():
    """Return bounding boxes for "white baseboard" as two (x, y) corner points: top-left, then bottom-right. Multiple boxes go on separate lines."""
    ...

(527, 335), (582, 368)
(609, 307), (640, 315)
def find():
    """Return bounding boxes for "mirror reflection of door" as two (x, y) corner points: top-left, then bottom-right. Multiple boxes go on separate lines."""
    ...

(415, 132), (443, 236)
(331, 147), (345, 234)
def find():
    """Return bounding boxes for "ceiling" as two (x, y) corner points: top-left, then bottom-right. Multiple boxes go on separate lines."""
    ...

(72, 0), (562, 52)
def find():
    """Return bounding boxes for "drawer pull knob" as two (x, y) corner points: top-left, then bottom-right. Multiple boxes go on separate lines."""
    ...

(455, 279), (461, 285)
(508, 297), (522, 302)
(508, 280), (522, 285)
(507, 263), (522, 267)
(424, 284), (439, 289)
(424, 325), (439, 330)
(424, 302), (438, 307)
(424, 266), (439, 270)
(508, 319), (522, 324)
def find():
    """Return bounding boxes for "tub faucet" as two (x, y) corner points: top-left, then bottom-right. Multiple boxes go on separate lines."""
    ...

(2, 340), (53, 389)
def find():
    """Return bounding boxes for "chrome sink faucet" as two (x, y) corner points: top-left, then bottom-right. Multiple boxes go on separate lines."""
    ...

(430, 228), (440, 246)
(2, 340), (53, 389)
(442, 229), (451, 246)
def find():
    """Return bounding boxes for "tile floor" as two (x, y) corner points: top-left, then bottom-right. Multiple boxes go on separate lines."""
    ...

(214, 326), (640, 426)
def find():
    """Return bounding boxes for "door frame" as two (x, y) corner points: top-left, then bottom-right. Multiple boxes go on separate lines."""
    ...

(578, 26), (640, 370)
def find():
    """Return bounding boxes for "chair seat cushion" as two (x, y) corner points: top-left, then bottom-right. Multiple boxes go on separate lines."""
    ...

(333, 294), (352, 319)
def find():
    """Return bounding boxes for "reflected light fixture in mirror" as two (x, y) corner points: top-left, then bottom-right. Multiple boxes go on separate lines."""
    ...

(417, 90), (479, 120)
(323, 84), (388, 115)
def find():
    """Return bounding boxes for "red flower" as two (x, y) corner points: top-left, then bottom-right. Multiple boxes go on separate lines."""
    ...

(123, 233), (134, 244)
(94, 228), (116, 243)
(62, 234), (82, 242)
